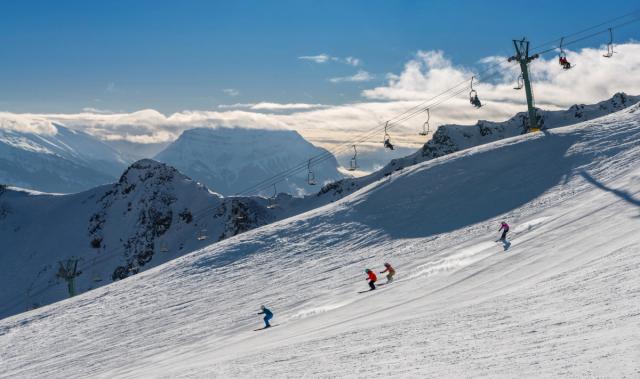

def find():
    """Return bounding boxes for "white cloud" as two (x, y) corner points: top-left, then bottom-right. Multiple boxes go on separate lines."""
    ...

(299, 54), (362, 66)
(222, 88), (240, 97)
(330, 70), (374, 83)
(298, 54), (333, 64)
(251, 102), (328, 111)
(0, 112), (58, 135)
(218, 102), (328, 111)
(82, 107), (114, 114)
(345, 57), (361, 66)
(362, 50), (470, 100)
(217, 103), (255, 109)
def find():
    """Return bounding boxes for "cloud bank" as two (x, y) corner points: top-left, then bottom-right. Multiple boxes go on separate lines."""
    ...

(217, 102), (329, 111)
(2, 43), (640, 163)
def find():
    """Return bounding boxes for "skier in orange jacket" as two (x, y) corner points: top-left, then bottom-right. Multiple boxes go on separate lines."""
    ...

(380, 263), (396, 283)
(365, 269), (377, 290)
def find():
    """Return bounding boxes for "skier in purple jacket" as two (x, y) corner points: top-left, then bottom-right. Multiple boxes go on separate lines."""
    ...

(499, 222), (510, 241)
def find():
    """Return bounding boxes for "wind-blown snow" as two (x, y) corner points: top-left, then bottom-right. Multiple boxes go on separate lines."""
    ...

(1, 102), (640, 377)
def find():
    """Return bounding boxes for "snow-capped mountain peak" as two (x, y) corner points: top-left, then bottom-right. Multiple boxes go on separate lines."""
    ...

(0, 118), (128, 193)
(154, 126), (344, 196)
(0, 159), (273, 317)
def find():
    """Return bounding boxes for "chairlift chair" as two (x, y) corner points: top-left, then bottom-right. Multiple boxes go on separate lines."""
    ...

(196, 228), (207, 241)
(558, 37), (573, 70)
(603, 28), (615, 58)
(347, 145), (358, 171)
(469, 76), (482, 108)
(513, 74), (524, 90)
(383, 121), (395, 150)
(419, 108), (430, 136)
(160, 242), (169, 253)
(267, 184), (278, 209)
(307, 159), (317, 185)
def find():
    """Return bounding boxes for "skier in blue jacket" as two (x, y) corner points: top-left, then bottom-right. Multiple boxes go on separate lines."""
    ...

(258, 305), (273, 328)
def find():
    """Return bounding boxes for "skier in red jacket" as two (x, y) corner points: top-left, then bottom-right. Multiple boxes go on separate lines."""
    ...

(365, 269), (377, 290)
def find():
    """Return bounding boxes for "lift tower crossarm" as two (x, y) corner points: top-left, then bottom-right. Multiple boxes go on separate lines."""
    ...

(508, 38), (539, 133)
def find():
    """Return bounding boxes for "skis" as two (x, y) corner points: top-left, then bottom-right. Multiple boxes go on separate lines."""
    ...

(357, 284), (391, 294)
(253, 324), (278, 331)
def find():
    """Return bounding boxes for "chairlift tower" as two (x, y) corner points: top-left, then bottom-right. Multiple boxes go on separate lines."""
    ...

(508, 38), (539, 133)
(56, 258), (82, 298)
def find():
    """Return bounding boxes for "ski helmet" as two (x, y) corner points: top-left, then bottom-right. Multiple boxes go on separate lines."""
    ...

(384, 262), (391, 267)
(364, 269), (370, 273)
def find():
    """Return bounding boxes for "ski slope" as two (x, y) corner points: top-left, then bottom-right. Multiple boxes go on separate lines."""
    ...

(1, 104), (640, 378)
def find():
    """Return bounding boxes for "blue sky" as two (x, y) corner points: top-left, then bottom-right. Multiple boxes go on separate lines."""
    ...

(0, 0), (638, 113)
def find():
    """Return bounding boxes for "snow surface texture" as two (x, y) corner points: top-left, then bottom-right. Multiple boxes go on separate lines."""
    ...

(2, 103), (640, 377)
(0, 160), (274, 319)
(0, 120), (128, 193)
(155, 127), (344, 196)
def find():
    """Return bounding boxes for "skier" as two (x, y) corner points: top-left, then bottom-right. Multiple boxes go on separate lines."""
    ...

(384, 138), (395, 150)
(365, 269), (377, 290)
(498, 221), (510, 241)
(380, 263), (396, 283)
(258, 305), (273, 328)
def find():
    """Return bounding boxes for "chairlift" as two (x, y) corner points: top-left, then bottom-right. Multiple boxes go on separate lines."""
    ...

(469, 76), (482, 108)
(603, 27), (615, 58)
(160, 242), (169, 252)
(513, 74), (524, 90)
(348, 145), (358, 171)
(92, 274), (102, 282)
(196, 228), (207, 241)
(267, 184), (278, 209)
(383, 121), (395, 150)
(419, 108), (430, 136)
(558, 37), (573, 70)
(307, 159), (317, 185)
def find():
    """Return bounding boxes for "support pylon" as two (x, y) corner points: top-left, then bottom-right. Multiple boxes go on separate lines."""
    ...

(56, 258), (82, 297)
(508, 38), (539, 133)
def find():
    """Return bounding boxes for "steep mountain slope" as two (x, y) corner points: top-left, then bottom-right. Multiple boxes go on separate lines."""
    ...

(0, 116), (128, 193)
(154, 127), (344, 196)
(1, 103), (639, 377)
(1, 94), (637, 320)
(0, 160), (273, 318)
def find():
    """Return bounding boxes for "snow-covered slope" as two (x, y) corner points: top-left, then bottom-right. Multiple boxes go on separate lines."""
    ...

(0, 116), (129, 193)
(2, 102), (640, 377)
(154, 127), (344, 196)
(308, 93), (640, 204)
(418, 92), (640, 159)
(0, 160), (273, 318)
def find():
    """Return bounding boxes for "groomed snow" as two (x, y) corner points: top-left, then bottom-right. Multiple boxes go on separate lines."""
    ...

(1, 104), (640, 378)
